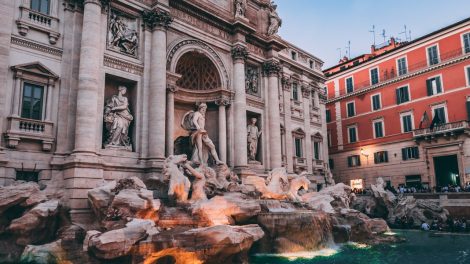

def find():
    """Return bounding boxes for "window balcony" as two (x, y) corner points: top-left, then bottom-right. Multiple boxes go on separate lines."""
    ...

(16, 6), (60, 44)
(313, 159), (324, 169)
(5, 116), (54, 151)
(413, 120), (469, 140)
(293, 156), (307, 171)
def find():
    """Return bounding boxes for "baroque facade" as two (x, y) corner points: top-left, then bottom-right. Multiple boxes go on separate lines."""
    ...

(324, 18), (470, 190)
(0, 0), (328, 220)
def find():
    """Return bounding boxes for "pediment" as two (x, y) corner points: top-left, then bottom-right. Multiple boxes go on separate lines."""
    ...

(11, 62), (59, 79)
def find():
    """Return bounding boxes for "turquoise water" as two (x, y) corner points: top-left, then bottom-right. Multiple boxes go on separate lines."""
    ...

(250, 230), (470, 264)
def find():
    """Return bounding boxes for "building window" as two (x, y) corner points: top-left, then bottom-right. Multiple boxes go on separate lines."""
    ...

(294, 138), (303, 157)
(327, 131), (332, 147)
(313, 141), (320, 160)
(311, 92), (316, 108)
(374, 151), (389, 164)
(347, 155), (361, 167)
(16, 170), (40, 182)
(348, 126), (357, 143)
(433, 106), (447, 124)
(396, 86), (410, 105)
(426, 76), (442, 96)
(373, 120), (384, 138)
(402, 147), (419, 160)
(291, 51), (297, 60)
(346, 77), (354, 93)
(371, 94), (381, 111)
(326, 109), (331, 122)
(346, 101), (355, 117)
(427, 45), (439, 66)
(292, 83), (299, 101)
(21, 83), (44, 120)
(397, 57), (408, 76)
(463, 33), (470, 54)
(370, 68), (379, 85)
(309, 60), (314, 69)
(466, 66), (470, 86)
(401, 114), (414, 133)
(31, 0), (50, 14)
(329, 158), (334, 169)
(405, 175), (422, 188)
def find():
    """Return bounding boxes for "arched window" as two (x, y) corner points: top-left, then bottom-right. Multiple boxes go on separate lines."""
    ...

(31, 0), (50, 14)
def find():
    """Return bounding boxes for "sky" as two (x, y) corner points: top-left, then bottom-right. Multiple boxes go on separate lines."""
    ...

(275, 0), (470, 68)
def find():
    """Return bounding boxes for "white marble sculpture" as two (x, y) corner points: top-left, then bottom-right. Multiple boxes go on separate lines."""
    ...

(287, 175), (311, 202)
(183, 162), (208, 202)
(103, 86), (133, 150)
(181, 103), (223, 165)
(234, 0), (247, 18)
(247, 118), (262, 161)
(163, 155), (191, 203)
(108, 12), (138, 56)
(267, 1), (282, 35)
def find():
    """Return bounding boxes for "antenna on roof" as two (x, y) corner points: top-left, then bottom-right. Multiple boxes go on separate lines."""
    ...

(381, 29), (387, 42)
(345, 41), (351, 59)
(409, 30), (412, 41)
(399, 25), (408, 41)
(369, 25), (376, 46)
(337, 48), (342, 61)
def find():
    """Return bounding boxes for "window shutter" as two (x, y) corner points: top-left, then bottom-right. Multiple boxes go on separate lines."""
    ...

(466, 101), (470, 121)
(413, 147), (419, 159)
(396, 89), (400, 104)
(426, 79), (432, 96)
(374, 153), (378, 164)
(384, 151), (389, 162)
(436, 77), (442, 93)
(347, 156), (352, 167)
(402, 148), (407, 161)
(357, 156), (361, 166)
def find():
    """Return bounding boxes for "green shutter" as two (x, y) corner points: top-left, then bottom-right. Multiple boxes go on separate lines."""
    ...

(426, 79), (433, 96)
(466, 101), (470, 121)
(402, 148), (407, 161)
(413, 147), (419, 159)
(384, 151), (389, 162)
(357, 155), (361, 166)
(347, 156), (352, 167)
(436, 77), (442, 93)
(396, 89), (400, 104)
(374, 153), (378, 164)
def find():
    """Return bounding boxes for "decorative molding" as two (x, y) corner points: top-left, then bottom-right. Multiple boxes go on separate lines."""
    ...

(281, 76), (291, 91)
(11, 36), (63, 57)
(215, 95), (231, 106)
(142, 9), (173, 30)
(231, 44), (249, 61)
(262, 60), (281, 76)
(301, 86), (310, 98)
(246, 95), (265, 109)
(103, 55), (144, 76)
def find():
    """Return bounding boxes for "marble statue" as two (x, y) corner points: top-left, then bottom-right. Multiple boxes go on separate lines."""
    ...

(234, 0), (247, 18)
(181, 103), (223, 166)
(245, 66), (259, 95)
(108, 12), (138, 56)
(287, 175), (311, 202)
(247, 118), (261, 161)
(164, 154), (191, 203)
(103, 86), (133, 150)
(183, 162), (208, 202)
(267, 1), (282, 36)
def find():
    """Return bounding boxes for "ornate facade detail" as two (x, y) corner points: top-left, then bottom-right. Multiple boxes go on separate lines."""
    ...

(281, 76), (291, 91)
(166, 84), (177, 93)
(267, 1), (282, 35)
(142, 9), (173, 30)
(11, 36), (63, 57)
(103, 85), (133, 151)
(262, 60), (281, 76)
(231, 45), (249, 61)
(215, 96), (231, 106)
(107, 10), (139, 56)
(103, 55), (144, 75)
(234, 0), (247, 18)
(175, 52), (221, 90)
(301, 86), (310, 98)
(245, 65), (260, 96)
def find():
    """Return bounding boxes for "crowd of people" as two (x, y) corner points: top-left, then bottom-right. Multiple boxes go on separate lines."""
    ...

(393, 216), (469, 233)
(353, 182), (470, 195)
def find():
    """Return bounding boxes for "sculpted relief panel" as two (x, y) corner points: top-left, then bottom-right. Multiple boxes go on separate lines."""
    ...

(245, 64), (260, 96)
(107, 10), (139, 57)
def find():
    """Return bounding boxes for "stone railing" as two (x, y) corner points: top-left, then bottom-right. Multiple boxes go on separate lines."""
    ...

(312, 159), (323, 168)
(293, 156), (307, 166)
(5, 116), (54, 151)
(413, 120), (469, 139)
(16, 6), (60, 44)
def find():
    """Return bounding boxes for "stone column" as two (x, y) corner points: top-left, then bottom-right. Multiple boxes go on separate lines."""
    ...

(231, 45), (249, 169)
(281, 76), (294, 173)
(73, 0), (103, 154)
(142, 9), (173, 161)
(263, 60), (282, 169)
(216, 97), (230, 163)
(165, 86), (175, 156)
(302, 85), (313, 173)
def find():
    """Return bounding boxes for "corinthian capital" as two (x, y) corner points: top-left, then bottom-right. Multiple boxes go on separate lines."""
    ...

(262, 60), (281, 76)
(142, 9), (173, 31)
(231, 45), (249, 61)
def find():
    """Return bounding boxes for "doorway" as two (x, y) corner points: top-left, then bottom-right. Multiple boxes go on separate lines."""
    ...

(433, 155), (460, 187)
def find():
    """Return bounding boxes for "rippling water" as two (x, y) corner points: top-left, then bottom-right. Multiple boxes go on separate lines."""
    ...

(250, 230), (470, 264)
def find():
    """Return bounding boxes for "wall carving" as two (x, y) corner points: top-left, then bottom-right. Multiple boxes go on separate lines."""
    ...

(245, 64), (260, 96)
(142, 9), (173, 30)
(11, 36), (63, 57)
(103, 55), (144, 76)
(107, 9), (139, 57)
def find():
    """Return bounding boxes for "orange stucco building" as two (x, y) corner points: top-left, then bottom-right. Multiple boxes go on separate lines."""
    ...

(324, 17), (470, 190)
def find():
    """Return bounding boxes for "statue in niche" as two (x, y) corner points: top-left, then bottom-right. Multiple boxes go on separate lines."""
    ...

(234, 0), (247, 18)
(103, 85), (133, 150)
(108, 12), (138, 56)
(245, 66), (259, 95)
(247, 118), (261, 162)
(181, 103), (223, 166)
(267, 1), (282, 36)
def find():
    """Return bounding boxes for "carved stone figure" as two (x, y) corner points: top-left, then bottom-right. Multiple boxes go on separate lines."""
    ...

(245, 66), (259, 95)
(163, 155), (191, 203)
(234, 0), (247, 18)
(181, 103), (223, 166)
(103, 86), (133, 150)
(108, 12), (138, 56)
(245, 168), (289, 200)
(287, 175), (311, 202)
(183, 162), (208, 203)
(247, 118), (261, 161)
(267, 1), (282, 36)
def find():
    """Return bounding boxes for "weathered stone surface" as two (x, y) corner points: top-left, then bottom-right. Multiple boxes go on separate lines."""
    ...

(301, 183), (354, 213)
(332, 224), (351, 243)
(391, 196), (448, 226)
(8, 200), (60, 245)
(191, 192), (261, 226)
(20, 240), (69, 264)
(302, 192), (335, 213)
(256, 211), (333, 253)
(87, 181), (117, 221)
(142, 224), (264, 264)
(0, 182), (41, 214)
(332, 209), (389, 242)
(86, 218), (158, 259)
(110, 188), (160, 220)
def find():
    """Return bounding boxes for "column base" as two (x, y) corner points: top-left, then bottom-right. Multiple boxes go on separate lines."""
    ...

(234, 166), (257, 183)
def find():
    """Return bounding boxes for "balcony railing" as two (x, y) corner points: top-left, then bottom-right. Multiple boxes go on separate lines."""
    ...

(413, 120), (469, 138)
(17, 6), (60, 44)
(334, 48), (468, 99)
(5, 116), (54, 151)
